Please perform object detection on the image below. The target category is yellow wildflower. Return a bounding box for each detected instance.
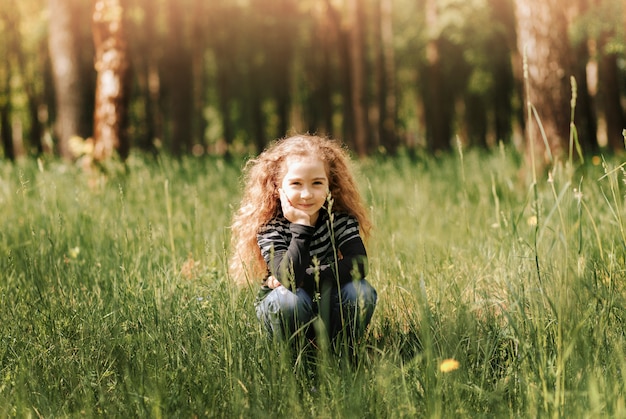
[68,247,80,259]
[439,358,460,373]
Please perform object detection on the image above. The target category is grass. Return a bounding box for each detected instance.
[1,147,625,417]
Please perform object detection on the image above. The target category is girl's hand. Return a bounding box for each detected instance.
[278,188,311,226]
[266,276,281,289]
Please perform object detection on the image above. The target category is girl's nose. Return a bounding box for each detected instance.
[301,188,313,199]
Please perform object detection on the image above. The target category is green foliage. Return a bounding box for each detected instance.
[1,149,626,416]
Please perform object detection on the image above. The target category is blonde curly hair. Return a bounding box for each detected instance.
[228,134,372,286]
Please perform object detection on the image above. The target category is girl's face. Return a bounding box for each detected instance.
[280,155,329,224]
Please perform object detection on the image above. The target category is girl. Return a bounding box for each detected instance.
[229,134,377,350]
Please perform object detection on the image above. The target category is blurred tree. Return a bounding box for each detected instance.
[302,2,336,137]
[376,0,398,153]
[568,0,598,156]
[0,70,13,160]
[163,0,194,155]
[460,0,517,148]
[0,8,15,160]
[92,0,131,161]
[301,0,351,141]
[323,0,355,148]
[489,0,517,146]
[347,0,369,156]
[209,1,241,155]
[515,0,576,173]
[4,2,50,157]
[593,0,626,152]
[389,0,425,151]
[191,0,208,153]
[420,0,456,152]
[243,0,269,152]
[598,44,625,151]
[267,0,298,140]
[126,0,163,154]
[48,0,94,160]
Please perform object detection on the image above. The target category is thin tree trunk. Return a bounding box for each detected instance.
[132,0,159,154]
[0,9,14,159]
[423,0,453,152]
[571,38,598,154]
[324,0,354,147]
[599,49,625,151]
[92,0,131,161]
[488,0,516,145]
[0,57,14,159]
[215,58,234,153]
[492,50,515,145]
[464,93,488,147]
[192,0,207,152]
[515,0,574,173]
[48,0,84,160]
[378,0,397,154]
[303,9,332,136]
[3,7,39,158]
[266,0,295,139]
[347,0,368,156]
[165,0,193,155]
[211,3,237,155]
[250,82,266,154]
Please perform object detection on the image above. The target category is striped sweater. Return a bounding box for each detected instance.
[257,211,368,293]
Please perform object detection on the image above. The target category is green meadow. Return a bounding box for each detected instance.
[1,147,625,417]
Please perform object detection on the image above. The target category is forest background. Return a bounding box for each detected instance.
[0,0,624,165]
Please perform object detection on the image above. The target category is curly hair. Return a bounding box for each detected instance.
[228,134,372,286]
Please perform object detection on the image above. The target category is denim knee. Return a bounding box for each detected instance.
[329,279,377,337]
[255,286,314,339]
[341,279,378,318]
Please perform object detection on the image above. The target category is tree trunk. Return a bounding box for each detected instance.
[378,0,398,154]
[2,6,38,158]
[48,0,86,160]
[303,7,333,136]
[164,0,193,155]
[0,9,14,160]
[131,0,160,154]
[464,93,488,147]
[598,48,626,152]
[492,51,515,145]
[347,0,368,156]
[422,0,453,152]
[0,57,14,160]
[92,0,131,161]
[211,2,240,155]
[571,38,598,154]
[215,60,234,152]
[515,0,574,173]
[488,0,517,145]
[192,0,207,152]
[266,0,295,139]
[322,0,355,146]
[249,75,266,154]
[303,3,334,137]
[215,55,235,152]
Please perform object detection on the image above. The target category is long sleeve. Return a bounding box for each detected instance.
[309,236,368,286]
[266,223,316,290]
[257,213,368,293]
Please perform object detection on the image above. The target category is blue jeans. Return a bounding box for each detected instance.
[255,280,377,346]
